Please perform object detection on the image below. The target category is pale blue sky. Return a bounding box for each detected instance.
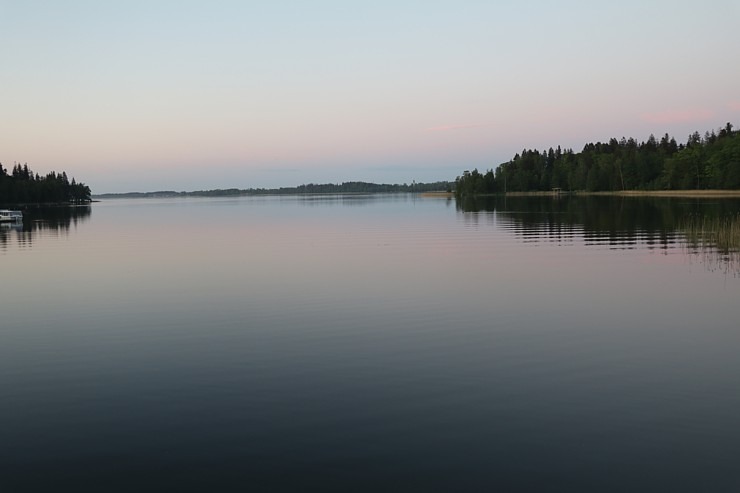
[1,1,739,192]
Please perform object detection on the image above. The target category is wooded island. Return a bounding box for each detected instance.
[0,163,91,204]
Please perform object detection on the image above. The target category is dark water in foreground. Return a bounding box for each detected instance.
[2,195,740,492]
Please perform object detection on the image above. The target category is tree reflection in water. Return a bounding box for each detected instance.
[0,206,91,250]
[456,195,740,274]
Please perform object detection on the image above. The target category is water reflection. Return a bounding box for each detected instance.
[456,195,740,272]
[0,205,91,250]
[294,193,429,206]
[2,195,739,491]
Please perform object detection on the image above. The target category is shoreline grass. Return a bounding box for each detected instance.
[420,191,454,198]
[680,213,740,253]
[498,190,740,198]
[587,190,740,198]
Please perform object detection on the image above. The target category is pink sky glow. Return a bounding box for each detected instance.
[640,109,715,125]
[426,124,492,132]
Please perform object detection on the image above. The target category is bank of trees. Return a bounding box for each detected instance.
[0,162,91,204]
[95,181,453,198]
[455,123,740,196]
[280,181,452,194]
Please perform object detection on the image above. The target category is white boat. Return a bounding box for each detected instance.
[0,210,23,222]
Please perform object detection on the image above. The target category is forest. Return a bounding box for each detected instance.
[93,181,453,198]
[455,122,740,196]
[0,162,91,204]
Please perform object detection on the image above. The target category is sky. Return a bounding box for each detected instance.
[1,0,739,193]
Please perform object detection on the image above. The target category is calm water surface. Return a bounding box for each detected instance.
[1,195,740,492]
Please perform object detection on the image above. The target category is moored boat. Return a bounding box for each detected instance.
[0,210,23,222]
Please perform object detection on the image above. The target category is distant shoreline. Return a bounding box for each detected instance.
[90,189,740,200]
[92,181,454,199]
[92,191,450,199]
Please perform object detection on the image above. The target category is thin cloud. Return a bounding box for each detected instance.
[640,108,714,124]
[426,123,491,132]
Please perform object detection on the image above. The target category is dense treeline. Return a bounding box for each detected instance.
[0,162,91,204]
[278,181,452,194]
[94,180,453,198]
[455,122,740,196]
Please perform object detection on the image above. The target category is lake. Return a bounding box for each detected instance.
[2,195,740,492]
